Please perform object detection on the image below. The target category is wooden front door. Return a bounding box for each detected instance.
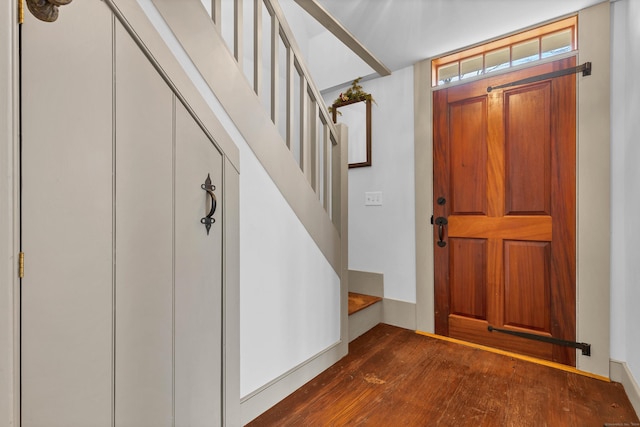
[433,57,577,366]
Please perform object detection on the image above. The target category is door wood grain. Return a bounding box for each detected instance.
[434,57,577,366]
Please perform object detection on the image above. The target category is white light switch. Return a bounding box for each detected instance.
[365,191,383,206]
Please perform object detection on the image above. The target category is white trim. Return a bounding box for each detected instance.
[610,360,640,417]
[413,57,435,334]
[383,299,417,331]
[291,0,391,77]
[575,1,611,377]
[222,157,241,425]
[0,0,19,424]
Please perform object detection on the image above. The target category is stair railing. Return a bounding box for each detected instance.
[204,0,341,225]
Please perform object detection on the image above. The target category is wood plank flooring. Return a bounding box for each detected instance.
[247,324,639,426]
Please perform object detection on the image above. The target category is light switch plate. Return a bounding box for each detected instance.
[365,191,383,206]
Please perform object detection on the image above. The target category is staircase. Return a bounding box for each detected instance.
[348,292,382,342]
[151,0,347,272]
[348,270,385,341]
[147,1,349,422]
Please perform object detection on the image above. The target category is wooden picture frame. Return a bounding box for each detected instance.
[332,98,372,168]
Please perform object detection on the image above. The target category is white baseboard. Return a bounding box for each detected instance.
[610,359,640,418]
[239,340,347,425]
[383,298,417,330]
[240,297,417,425]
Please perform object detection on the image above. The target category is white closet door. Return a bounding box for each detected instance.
[21,4,225,426]
[114,22,174,427]
[20,2,114,426]
[174,102,223,426]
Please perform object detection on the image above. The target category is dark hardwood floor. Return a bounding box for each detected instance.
[248,323,639,426]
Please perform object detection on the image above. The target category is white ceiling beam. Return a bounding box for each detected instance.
[293,0,392,77]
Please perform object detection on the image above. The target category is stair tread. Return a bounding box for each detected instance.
[348,292,382,315]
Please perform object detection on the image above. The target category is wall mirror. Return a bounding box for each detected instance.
[332,98,372,168]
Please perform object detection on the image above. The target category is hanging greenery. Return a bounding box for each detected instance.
[329,77,375,116]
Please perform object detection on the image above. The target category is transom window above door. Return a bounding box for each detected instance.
[432,16,577,87]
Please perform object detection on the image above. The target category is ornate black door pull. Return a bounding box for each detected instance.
[201,173,217,235]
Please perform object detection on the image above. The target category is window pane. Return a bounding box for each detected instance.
[485,47,510,73]
[541,29,572,58]
[512,39,539,66]
[431,17,577,87]
[460,55,483,80]
[438,62,459,85]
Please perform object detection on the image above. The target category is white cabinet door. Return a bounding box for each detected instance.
[20,2,114,426]
[21,5,224,427]
[174,102,223,426]
[113,22,223,427]
[114,22,174,427]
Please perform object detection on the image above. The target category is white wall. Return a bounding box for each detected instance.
[278,0,314,58]
[278,0,374,92]
[610,0,640,382]
[325,67,416,303]
[309,31,375,91]
[139,0,341,399]
[239,149,340,396]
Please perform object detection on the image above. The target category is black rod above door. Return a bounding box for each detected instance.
[487,62,591,93]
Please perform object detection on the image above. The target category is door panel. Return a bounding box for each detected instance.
[434,57,576,366]
[449,238,487,319]
[505,84,551,215]
[503,241,550,332]
[174,102,223,426]
[114,21,174,426]
[450,99,487,215]
[20,2,114,425]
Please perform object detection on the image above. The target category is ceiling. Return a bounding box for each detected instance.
[280,0,607,92]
